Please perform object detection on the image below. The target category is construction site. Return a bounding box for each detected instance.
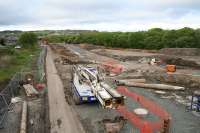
[1,0,200,132]
[0,42,200,133]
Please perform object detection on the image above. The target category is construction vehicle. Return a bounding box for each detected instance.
[71,65,124,109]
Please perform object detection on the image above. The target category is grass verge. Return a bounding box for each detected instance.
[0,46,41,82]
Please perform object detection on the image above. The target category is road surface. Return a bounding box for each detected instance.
[66,45,150,71]
[46,46,85,133]
[66,44,114,63]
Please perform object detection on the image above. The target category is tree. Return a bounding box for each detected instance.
[175,36,195,48]
[127,32,145,48]
[18,32,37,48]
[175,27,196,48]
[161,30,178,48]
[144,29,164,49]
[0,38,6,46]
[46,27,200,49]
[195,29,200,48]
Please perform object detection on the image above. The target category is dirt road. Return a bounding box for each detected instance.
[66,45,115,63]
[46,47,85,133]
[66,45,158,72]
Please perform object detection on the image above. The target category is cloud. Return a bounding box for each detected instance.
[0,0,200,31]
[0,0,42,25]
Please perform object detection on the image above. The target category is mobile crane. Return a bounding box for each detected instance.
[71,65,124,109]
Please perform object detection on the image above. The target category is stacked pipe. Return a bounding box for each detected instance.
[73,65,124,109]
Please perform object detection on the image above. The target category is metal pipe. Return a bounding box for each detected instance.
[118,82,184,91]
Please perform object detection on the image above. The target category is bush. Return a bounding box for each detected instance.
[18,32,37,48]
[0,38,6,46]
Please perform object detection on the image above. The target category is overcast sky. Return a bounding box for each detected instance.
[0,0,200,31]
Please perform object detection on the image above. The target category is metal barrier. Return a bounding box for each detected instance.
[0,46,47,128]
[0,95,8,128]
[36,46,47,82]
[0,73,22,128]
[116,86,171,133]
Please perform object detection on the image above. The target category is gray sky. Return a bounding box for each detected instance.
[0,0,200,31]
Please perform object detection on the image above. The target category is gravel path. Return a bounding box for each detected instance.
[46,47,85,133]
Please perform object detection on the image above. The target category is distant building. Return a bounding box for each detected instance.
[5,36,18,45]
[0,31,20,46]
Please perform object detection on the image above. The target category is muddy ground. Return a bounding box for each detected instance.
[0,87,49,133]
[27,93,50,133]
[51,43,200,133]
[90,46,200,88]
[0,103,22,133]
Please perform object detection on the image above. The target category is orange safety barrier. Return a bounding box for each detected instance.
[116,86,171,133]
[117,106,154,133]
[166,65,176,72]
[101,60,124,75]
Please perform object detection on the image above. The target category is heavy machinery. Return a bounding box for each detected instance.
[71,65,124,109]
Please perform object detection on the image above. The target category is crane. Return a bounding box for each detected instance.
[71,65,124,109]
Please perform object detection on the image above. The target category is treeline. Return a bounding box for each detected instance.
[47,27,200,49]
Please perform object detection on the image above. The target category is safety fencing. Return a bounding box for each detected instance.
[0,46,47,128]
[36,46,47,82]
[0,72,22,128]
[116,86,171,133]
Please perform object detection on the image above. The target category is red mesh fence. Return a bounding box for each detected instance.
[116,86,171,133]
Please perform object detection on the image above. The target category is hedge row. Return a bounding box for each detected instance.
[47,27,200,49]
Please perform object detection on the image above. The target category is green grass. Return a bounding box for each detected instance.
[0,46,41,81]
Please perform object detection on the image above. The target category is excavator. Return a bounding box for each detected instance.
[71,65,124,109]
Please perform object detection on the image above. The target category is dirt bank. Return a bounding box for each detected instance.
[159,48,200,56]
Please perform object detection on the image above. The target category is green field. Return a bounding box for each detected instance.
[0,46,40,81]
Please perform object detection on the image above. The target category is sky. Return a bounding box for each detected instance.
[0,0,200,31]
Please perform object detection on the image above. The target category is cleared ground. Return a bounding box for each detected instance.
[49,43,200,133]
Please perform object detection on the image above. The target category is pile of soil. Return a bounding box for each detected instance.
[78,44,105,51]
[158,55,200,68]
[159,48,200,56]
